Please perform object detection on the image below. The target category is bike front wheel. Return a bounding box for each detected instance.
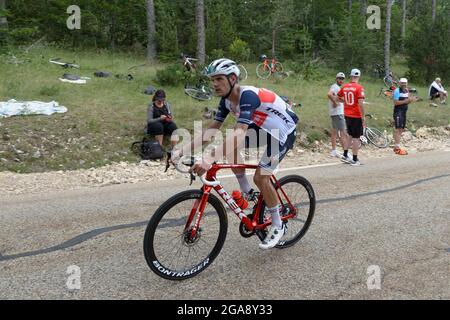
[366,127,389,148]
[259,175,315,249]
[184,85,213,101]
[144,190,228,281]
[256,63,271,79]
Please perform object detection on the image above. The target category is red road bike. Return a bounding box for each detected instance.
[143,157,316,280]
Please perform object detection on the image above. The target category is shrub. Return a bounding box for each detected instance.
[228,38,250,63]
[155,63,187,86]
[209,49,225,60]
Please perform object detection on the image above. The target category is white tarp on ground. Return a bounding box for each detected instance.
[0,100,68,118]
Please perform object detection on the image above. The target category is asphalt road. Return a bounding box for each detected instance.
[1,151,449,300]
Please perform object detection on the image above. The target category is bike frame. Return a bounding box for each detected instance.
[184,163,298,239]
[182,56,198,71]
[262,57,278,73]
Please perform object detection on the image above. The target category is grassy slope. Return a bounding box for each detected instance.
[0,48,449,173]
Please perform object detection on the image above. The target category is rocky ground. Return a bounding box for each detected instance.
[0,126,449,197]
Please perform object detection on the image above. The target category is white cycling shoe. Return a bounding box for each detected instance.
[259,225,286,250]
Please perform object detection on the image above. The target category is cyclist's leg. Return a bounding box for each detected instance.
[254,130,296,224]
[229,124,260,194]
[255,131,296,249]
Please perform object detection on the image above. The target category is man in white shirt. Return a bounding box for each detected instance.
[429,78,448,106]
[327,72,348,158]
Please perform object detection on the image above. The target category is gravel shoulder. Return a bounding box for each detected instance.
[1,126,449,197]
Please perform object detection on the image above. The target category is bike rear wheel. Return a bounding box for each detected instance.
[258,175,315,249]
[238,65,248,81]
[274,62,284,73]
[184,85,213,101]
[256,63,271,79]
[366,127,389,148]
[143,190,228,281]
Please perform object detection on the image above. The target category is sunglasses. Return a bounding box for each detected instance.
[337,77,345,80]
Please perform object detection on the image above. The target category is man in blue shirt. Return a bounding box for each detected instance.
[392,78,419,155]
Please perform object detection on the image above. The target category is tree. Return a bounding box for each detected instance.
[401,0,407,50]
[146,0,157,61]
[432,0,437,23]
[384,0,394,77]
[0,0,6,27]
[360,0,367,15]
[196,0,205,65]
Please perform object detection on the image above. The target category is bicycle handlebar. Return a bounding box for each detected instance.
[166,153,220,186]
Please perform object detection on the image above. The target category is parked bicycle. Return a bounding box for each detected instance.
[181,53,198,72]
[256,54,288,80]
[360,114,389,148]
[49,58,80,69]
[143,155,316,280]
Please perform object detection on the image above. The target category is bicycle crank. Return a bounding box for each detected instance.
[239,214,256,238]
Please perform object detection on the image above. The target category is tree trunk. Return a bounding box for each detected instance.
[432,0,437,23]
[196,0,206,65]
[272,28,276,58]
[401,0,407,51]
[360,0,367,16]
[384,0,393,77]
[146,0,157,62]
[0,0,7,28]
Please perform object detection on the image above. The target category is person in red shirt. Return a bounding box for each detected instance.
[337,68,366,166]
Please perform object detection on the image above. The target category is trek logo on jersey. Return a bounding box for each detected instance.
[265,107,293,124]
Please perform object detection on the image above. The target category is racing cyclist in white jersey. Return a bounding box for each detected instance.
[172,58,298,249]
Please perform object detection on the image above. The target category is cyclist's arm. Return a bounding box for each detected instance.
[203,91,260,164]
[203,123,248,165]
[175,99,229,159]
[176,120,223,158]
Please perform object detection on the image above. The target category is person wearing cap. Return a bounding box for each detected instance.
[429,78,448,106]
[327,72,348,158]
[392,78,419,155]
[337,68,366,166]
[146,89,178,148]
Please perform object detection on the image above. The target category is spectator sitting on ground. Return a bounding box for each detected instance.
[146,90,178,148]
[429,78,448,106]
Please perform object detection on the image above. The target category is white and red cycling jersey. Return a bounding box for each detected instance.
[214,86,298,145]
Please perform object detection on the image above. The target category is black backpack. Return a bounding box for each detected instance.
[131,138,164,160]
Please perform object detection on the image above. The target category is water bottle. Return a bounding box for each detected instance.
[232,191,249,210]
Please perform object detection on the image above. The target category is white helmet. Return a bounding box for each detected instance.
[205,58,240,78]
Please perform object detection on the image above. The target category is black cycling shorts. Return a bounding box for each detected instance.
[394,107,408,129]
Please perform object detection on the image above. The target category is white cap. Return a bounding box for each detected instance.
[436,77,441,82]
[336,72,345,79]
[399,78,408,84]
[350,69,361,77]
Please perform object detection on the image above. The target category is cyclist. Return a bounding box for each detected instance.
[337,68,366,166]
[327,72,348,158]
[393,78,419,155]
[172,58,298,250]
